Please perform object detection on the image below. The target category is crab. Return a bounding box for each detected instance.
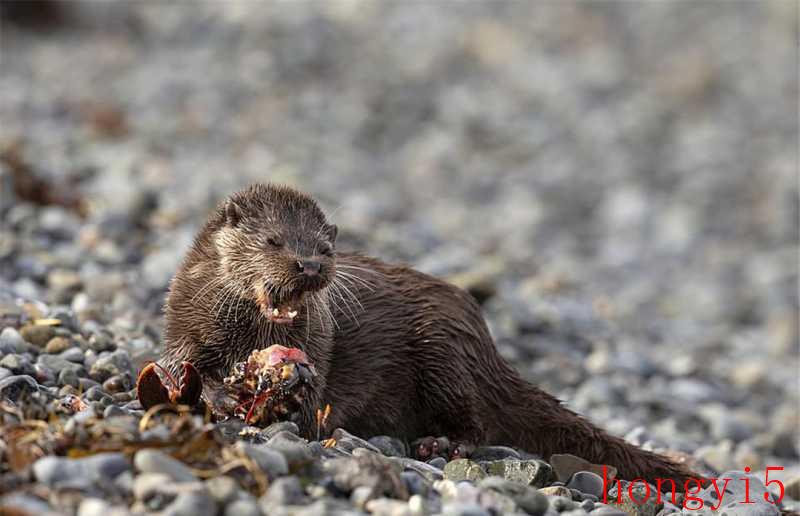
[135,346,317,427]
[223,345,317,426]
[136,361,203,410]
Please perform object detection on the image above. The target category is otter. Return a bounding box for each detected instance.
[161,183,697,485]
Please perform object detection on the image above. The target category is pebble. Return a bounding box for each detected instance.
[0,374,39,400]
[259,476,306,507]
[428,457,447,470]
[235,441,289,478]
[265,431,313,465]
[44,336,72,354]
[539,486,572,498]
[224,498,261,516]
[205,476,241,505]
[162,490,216,516]
[566,471,605,498]
[33,453,130,489]
[369,435,408,457]
[444,459,487,482]
[331,427,382,454]
[365,497,413,516]
[20,325,56,347]
[483,459,551,487]
[134,449,198,482]
[470,445,521,462]
[0,327,28,354]
[90,350,132,382]
[549,454,615,483]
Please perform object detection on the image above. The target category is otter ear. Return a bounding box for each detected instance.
[325,224,338,243]
[225,200,243,227]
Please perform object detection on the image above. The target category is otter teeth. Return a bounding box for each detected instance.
[272,308,280,317]
[288,310,298,318]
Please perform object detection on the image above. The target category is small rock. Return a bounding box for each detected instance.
[483,459,551,487]
[439,502,490,516]
[365,497,413,516]
[265,431,313,465]
[479,476,549,515]
[134,449,197,482]
[607,480,661,516]
[259,476,306,507]
[470,446,521,462]
[225,498,261,516]
[33,453,130,489]
[162,490,216,516]
[60,346,85,363]
[235,442,289,478]
[369,435,408,457]
[205,476,241,505]
[20,325,56,347]
[566,471,605,498]
[103,404,126,418]
[538,486,572,498]
[0,375,39,401]
[0,354,34,375]
[401,470,429,496]
[444,459,486,482]
[429,457,447,470]
[44,336,72,354]
[260,420,300,440]
[550,454,616,483]
[0,327,27,353]
[785,476,800,501]
[331,427,382,454]
[90,350,132,382]
[58,367,80,388]
[715,501,779,516]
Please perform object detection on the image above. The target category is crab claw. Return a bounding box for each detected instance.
[136,361,203,410]
[172,361,202,406]
[136,362,171,410]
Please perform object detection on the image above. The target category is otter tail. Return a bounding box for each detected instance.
[491,379,701,488]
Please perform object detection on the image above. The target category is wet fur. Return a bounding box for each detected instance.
[162,183,699,486]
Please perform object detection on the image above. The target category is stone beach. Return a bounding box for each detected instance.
[0,2,798,515]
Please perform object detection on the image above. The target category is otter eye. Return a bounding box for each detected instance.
[266,237,283,248]
[321,245,334,257]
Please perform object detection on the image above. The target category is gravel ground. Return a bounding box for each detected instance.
[0,2,798,515]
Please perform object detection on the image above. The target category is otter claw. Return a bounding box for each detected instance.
[136,361,203,410]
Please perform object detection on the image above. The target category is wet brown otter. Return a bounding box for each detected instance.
[161,183,697,485]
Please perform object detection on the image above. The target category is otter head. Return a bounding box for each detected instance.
[212,184,337,326]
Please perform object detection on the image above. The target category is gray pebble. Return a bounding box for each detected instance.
[429,457,447,469]
[266,431,313,465]
[470,445,522,462]
[205,475,241,505]
[33,453,130,488]
[225,498,261,516]
[134,449,198,482]
[259,476,306,507]
[236,441,289,478]
[0,327,28,354]
[567,471,605,498]
[162,491,216,516]
[368,435,408,457]
[0,374,39,401]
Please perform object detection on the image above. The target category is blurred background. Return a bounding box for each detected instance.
[1,1,798,471]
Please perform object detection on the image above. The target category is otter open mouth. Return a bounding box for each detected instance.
[257,287,304,325]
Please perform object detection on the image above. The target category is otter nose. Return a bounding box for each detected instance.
[297,260,321,276]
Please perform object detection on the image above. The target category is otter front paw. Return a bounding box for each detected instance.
[412,436,476,461]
